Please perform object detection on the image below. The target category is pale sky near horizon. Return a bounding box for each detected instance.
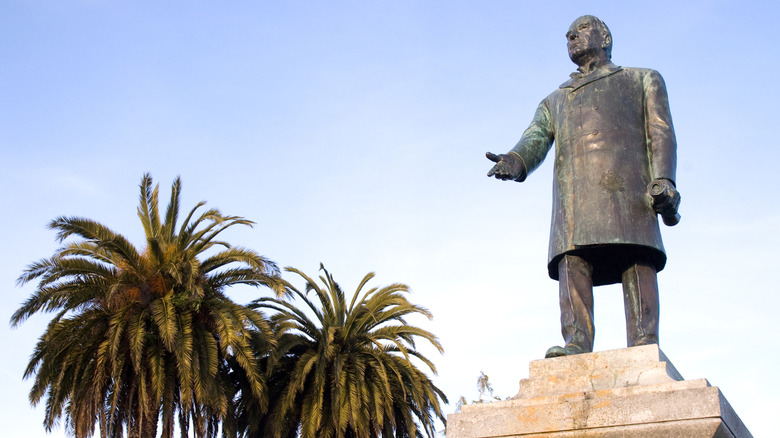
[2,1,779,436]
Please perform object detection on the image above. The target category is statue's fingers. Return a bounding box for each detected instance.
[486,152,501,163]
[488,164,504,178]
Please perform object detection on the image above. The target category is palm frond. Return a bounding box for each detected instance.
[137,173,162,239]
[162,176,182,241]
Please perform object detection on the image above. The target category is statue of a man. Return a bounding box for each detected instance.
[487,15,681,358]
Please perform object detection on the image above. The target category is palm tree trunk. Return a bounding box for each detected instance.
[141,409,159,438]
[98,405,107,438]
[140,393,160,437]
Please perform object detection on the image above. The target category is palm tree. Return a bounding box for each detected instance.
[11,173,283,438]
[248,265,447,438]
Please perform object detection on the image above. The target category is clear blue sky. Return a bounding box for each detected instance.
[2,1,778,436]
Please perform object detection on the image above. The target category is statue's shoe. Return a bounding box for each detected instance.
[544,344,588,358]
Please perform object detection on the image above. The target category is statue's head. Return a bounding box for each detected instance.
[566,15,612,65]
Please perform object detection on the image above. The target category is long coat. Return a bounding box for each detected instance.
[511,62,677,285]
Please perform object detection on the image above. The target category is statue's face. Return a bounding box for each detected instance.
[566,17,605,65]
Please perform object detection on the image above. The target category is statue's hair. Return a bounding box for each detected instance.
[577,15,612,60]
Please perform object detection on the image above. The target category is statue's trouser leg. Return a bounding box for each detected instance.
[558,254,595,352]
[621,262,660,347]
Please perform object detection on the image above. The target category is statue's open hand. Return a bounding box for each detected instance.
[486,152,524,181]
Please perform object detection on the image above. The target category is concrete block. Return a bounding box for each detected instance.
[447,346,751,438]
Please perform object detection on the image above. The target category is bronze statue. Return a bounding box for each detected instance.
[486,15,681,358]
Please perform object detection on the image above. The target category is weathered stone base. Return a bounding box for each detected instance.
[447,345,751,437]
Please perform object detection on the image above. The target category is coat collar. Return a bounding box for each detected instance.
[559,62,623,91]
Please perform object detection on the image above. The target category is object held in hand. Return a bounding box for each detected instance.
[648,180,681,226]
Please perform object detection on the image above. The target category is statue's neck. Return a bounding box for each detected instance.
[577,57,609,75]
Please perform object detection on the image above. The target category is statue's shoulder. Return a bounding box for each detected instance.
[621,68,669,91]
[546,86,568,101]
[545,89,562,101]
[620,67,665,79]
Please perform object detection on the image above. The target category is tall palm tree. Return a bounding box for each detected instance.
[248,265,447,438]
[11,173,283,438]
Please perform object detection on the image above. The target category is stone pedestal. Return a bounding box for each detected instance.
[447,345,751,437]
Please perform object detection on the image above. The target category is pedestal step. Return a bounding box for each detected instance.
[518,344,683,399]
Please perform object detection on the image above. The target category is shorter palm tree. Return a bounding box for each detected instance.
[248,265,447,438]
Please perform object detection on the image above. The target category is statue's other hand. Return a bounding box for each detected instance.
[647,178,681,226]
[486,152,524,180]
[648,179,680,213]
